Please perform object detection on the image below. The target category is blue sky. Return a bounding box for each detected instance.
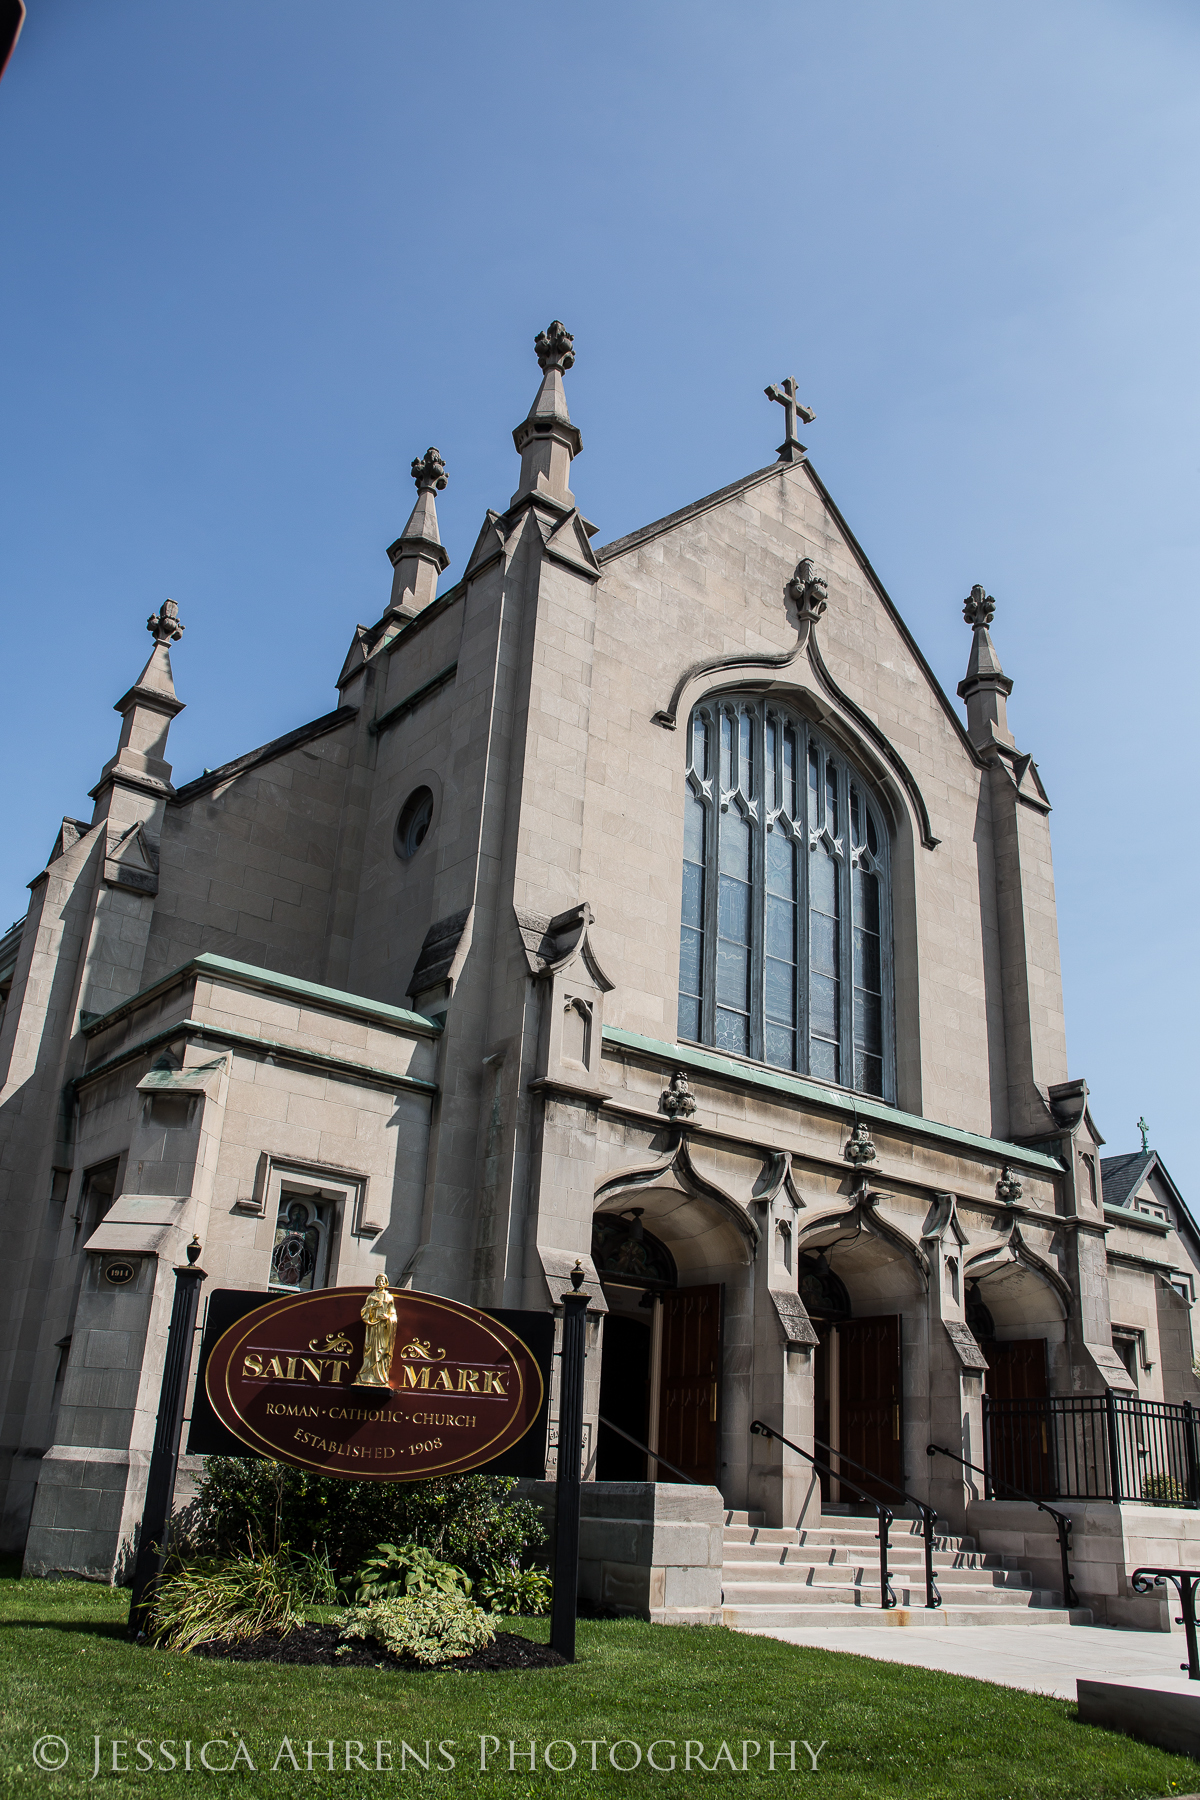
[1,0,1196,1178]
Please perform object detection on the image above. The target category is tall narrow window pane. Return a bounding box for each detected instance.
[809,842,840,1081]
[739,712,753,796]
[853,866,883,1095]
[678,791,706,1040]
[765,718,778,809]
[765,829,797,1069]
[716,807,751,1054]
[783,726,796,819]
[826,759,839,838]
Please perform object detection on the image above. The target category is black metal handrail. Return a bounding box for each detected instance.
[926,1441,1077,1607]
[596,1414,702,1485]
[811,1432,941,1610]
[750,1420,896,1610]
[1131,1568,1200,1679]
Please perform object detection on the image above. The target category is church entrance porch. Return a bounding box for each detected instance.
[590,1199,742,1492]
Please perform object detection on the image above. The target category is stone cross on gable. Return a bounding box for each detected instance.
[765,377,816,461]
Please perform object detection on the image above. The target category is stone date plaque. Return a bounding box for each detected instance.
[204,1284,544,1480]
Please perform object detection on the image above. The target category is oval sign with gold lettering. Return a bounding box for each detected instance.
[204,1279,544,1480]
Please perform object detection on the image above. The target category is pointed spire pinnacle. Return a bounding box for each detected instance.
[93,603,187,814]
[511,320,582,508]
[957,583,1015,749]
[385,447,451,621]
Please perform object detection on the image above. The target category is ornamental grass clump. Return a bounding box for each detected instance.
[337,1594,495,1666]
[148,1552,306,1653]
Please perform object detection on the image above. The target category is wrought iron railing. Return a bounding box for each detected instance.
[983,1391,1200,1507]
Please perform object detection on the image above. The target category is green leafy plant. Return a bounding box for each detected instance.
[1143,1472,1189,1505]
[337,1594,495,1666]
[475,1559,552,1616]
[147,1551,306,1653]
[288,1546,338,1605]
[352,1540,472,1603]
[185,1460,544,1583]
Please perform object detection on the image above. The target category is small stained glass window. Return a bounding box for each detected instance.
[269,1194,332,1292]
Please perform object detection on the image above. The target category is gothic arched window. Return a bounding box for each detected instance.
[677,697,893,1098]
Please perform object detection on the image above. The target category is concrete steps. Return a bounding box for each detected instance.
[721,1509,1093,1631]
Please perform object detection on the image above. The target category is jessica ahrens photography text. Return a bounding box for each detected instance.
[33,1735,829,1777]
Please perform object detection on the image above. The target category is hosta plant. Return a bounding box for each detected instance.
[351,1540,473,1603]
[475,1560,553,1616]
[337,1594,494,1666]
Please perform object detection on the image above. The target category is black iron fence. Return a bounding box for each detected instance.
[983,1391,1200,1507]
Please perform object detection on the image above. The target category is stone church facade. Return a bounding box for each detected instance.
[1,322,1196,1593]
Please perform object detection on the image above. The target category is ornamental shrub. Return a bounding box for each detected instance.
[337,1594,495,1666]
[1143,1471,1189,1505]
[475,1559,553,1616]
[352,1541,473,1602]
[180,1459,545,1583]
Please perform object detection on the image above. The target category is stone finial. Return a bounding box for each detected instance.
[996,1165,1023,1205]
[411,447,448,493]
[660,1069,697,1120]
[147,599,184,647]
[957,581,1014,749]
[534,320,575,372]
[962,584,996,629]
[844,1121,877,1166]
[786,557,828,622]
[511,321,582,507]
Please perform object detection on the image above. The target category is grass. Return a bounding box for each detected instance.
[0,1567,1195,1798]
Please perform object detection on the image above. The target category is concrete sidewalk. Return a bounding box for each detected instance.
[745,1623,1194,1700]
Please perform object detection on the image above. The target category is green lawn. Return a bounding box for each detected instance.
[0,1570,1194,1799]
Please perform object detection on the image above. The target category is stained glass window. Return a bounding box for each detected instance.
[269,1193,332,1292]
[677,698,892,1099]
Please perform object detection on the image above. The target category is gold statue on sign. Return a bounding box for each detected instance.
[353,1273,398,1389]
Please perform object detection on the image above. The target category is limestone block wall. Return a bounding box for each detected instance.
[144,717,359,990]
[521,1479,725,1625]
[970,1497,1200,1632]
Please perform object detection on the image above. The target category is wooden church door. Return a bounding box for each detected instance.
[838,1316,902,1501]
[985,1338,1052,1496]
[658,1285,722,1484]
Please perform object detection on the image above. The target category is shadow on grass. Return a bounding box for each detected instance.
[0,1617,131,1640]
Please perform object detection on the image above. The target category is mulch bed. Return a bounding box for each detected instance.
[189,1623,566,1673]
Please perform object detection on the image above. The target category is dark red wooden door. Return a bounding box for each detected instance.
[658,1284,722,1484]
[839,1316,901,1501]
[986,1338,1052,1496]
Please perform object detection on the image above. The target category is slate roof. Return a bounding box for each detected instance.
[1101,1151,1156,1210]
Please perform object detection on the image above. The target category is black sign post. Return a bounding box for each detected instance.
[549,1263,588,1662]
[128,1238,207,1634]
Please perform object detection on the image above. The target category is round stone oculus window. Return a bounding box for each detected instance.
[395,786,435,860]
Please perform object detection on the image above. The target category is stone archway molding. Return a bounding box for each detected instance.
[593,1133,760,1258]
[964,1220,1071,1318]
[795,1180,931,1292]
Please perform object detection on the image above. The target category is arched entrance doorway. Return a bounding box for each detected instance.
[966,1251,1069,1497]
[798,1212,925,1505]
[591,1178,755,1488]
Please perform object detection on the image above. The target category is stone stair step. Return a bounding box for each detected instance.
[721,1562,1033,1590]
[723,1604,1093,1630]
[721,1579,1055,1608]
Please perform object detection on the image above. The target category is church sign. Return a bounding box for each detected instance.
[203,1277,544,1480]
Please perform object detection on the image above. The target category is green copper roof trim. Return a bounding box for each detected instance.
[81,952,443,1040]
[600,1027,1063,1174]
